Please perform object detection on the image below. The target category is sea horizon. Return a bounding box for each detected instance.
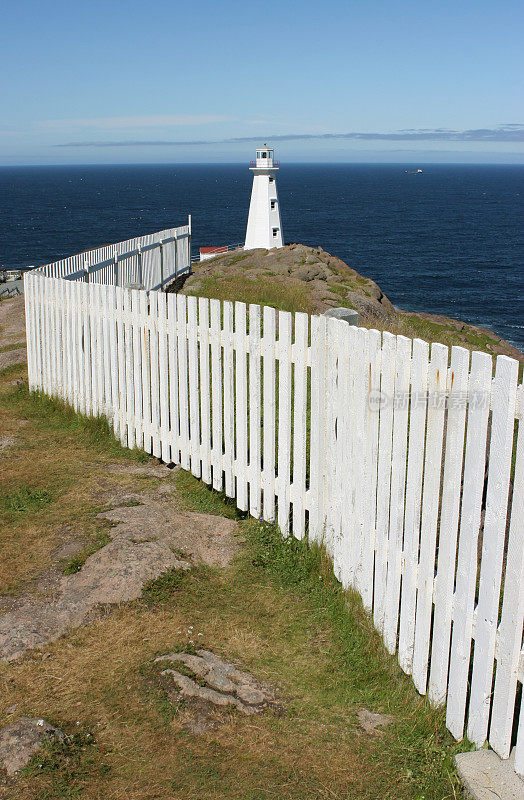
[1,162,523,350]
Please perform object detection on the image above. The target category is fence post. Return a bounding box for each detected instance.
[159,240,164,289]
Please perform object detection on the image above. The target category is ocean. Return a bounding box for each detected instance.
[1,163,522,350]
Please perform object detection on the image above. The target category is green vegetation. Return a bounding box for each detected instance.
[0,485,53,516]
[0,306,470,799]
[186,274,315,314]
[60,531,112,575]
[23,730,110,800]
[174,468,245,519]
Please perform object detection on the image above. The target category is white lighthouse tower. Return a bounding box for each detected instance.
[244,144,283,250]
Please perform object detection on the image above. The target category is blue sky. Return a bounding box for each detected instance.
[1,0,523,165]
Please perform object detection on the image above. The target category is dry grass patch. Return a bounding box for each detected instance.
[0,366,160,595]
[0,353,467,799]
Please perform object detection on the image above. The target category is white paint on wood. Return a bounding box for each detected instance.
[24,260,524,780]
[383,335,412,654]
[292,312,308,539]
[262,305,277,521]
[277,311,292,534]
[489,391,524,758]
[398,338,430,673]
[412,342,448,693]
[446,351,493,740]
[249,304,262,518]
[210,299,223,490]
[467,356,519,747]
[223,301,235,497]
[199,297,212,484]
[428,346,470,704]
[235,302,249,510]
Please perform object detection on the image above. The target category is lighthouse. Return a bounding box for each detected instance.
[244,145,284,250]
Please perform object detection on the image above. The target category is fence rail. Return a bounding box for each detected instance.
[23,263,524,777]
[33,219,191,292]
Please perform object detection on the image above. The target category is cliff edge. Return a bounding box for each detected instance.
[178,244,523,363]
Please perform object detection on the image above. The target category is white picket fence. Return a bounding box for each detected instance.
[23,262,523,776]
[35,220,191,292]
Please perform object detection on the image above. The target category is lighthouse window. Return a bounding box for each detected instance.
[261,152,267,158]
[271,199,277,209]
[269,176,274,183]
[272,228,279,237]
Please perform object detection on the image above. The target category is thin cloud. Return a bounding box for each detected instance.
[55,124,524,147]
[42,114,230,130]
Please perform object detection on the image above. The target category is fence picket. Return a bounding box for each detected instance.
[249,304,262,518]
[187,295,201,477]
[199,297,212,484]
[94,283,106,418]
[446,351,493,740]
[467,356,519,746]
[149,292,162,458]
[338,322,354,588]
[210,299,223,490]
[235,302,249,511]
[223,301,235,497]
[489,388,523,757]
[360,329,382,611]
[427,346,470,703]
[123,288,135,449]
[383,335,412,653]
[412,342,448,693]
[277,311,292,535]
[176,293,190,471]
[398,338,429,672]
[309,314,327,542]
[373,332,397,633]
[157,292,170,463]
[167,293,179,464]
[262,306,277,521]
[292,312,309,539]
[131,289,144,449]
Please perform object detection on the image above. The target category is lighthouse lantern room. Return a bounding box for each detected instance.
[244,144,284,250]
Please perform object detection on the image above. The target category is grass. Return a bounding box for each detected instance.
[22,730,111,800]
[0,365,153,594]
[185,275,315,315]
[0,309,469,799]
[0,341,25,354]
[0,485,54,516]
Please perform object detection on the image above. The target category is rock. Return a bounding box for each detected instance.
[357,708,392,735]
[294,265,330,282]
[154,649,277,721]
[0,436,17,454]
[323,307,359,326]
[455,748,524,800]
[0,492,238,662]
[0,717,66,776]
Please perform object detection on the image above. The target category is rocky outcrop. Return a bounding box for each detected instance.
[177,245,522,361]
[0,718,65,777]
[0,469,238,662]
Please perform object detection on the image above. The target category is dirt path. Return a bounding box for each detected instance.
[0,297,26,371]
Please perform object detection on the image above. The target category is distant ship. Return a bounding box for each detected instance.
[404,168,423,174]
